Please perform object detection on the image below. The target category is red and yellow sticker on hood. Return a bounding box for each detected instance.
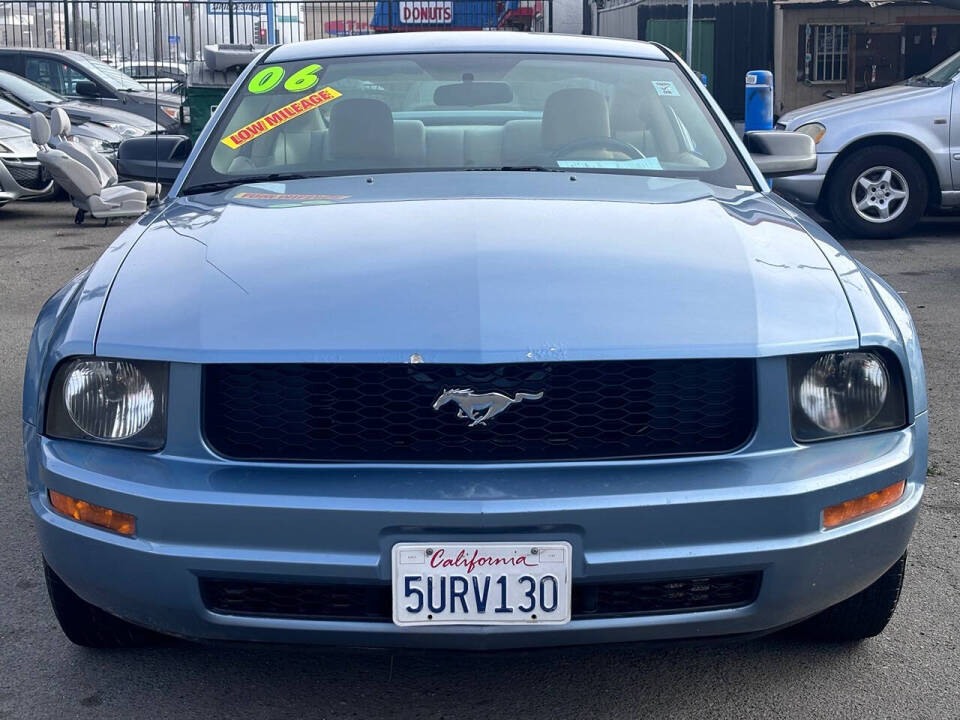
[220,86,342,150]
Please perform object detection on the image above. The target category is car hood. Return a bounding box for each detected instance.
[0,117,28,139]
[59,100,159,132]
[95,175,860,363]
[778,82,948,128]
[124,89,182,106]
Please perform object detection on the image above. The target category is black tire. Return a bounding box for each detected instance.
[796,552,907,642]
[43,559,166,648]
[827,146,927,238]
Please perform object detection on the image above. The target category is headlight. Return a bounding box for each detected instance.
[0,136,36,155]
[795,122,826,145]
[70,135,108,153]
[45,358,168,449]
[159,105,180,120]
[790,351,907,441]
[103,121,146,138]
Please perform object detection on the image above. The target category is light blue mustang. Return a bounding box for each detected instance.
[23,32,927,649]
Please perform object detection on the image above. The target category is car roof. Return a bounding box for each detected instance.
[0,47,84,58]
[269,32,669,63]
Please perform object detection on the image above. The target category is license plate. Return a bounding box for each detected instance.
[391,542,572,626]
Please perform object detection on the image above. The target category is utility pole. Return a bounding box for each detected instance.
[685,0,694,66]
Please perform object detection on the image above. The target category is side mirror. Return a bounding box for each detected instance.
[74,80,102,98]
[744,131,817,178]
[117,135,192,184]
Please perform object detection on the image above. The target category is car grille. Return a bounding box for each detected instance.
[202,360,755,463]
[4,159,47,190]
[199,573,762,622]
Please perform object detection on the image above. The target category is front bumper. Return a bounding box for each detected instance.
[25,395,927,649]
[771,152,837,206]
[0,157,55,202]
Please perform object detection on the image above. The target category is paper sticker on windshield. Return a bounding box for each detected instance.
[220,86,342,150]
[652,80,680,97]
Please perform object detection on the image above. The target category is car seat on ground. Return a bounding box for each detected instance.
[49,107,160,201]
[31,112,147,224]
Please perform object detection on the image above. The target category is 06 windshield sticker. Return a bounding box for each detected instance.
[220,86,342,150]
[247,63,324,94]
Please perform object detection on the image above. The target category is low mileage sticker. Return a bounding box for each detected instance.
[220,86,342,150]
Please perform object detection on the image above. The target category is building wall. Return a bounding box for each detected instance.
[775,3,960,115]
[595,0,772,120]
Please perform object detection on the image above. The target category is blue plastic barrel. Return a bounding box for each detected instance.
[744,70,773,132]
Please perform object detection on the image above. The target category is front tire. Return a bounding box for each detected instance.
[827,146,927,238]
[796,552,907,642]
[44,559,166,648]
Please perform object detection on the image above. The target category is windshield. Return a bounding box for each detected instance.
[185,52,752,192]
[0,70,64,103]
[72,54,148,92]
[918,50,960,83]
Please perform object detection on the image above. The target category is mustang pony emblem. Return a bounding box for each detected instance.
[432,388,544,427]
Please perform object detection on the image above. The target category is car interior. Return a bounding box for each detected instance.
[215,82,720,176]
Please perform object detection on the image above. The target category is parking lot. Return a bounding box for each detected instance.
[1,199,958,719]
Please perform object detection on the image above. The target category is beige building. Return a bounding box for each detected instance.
[774,0,960,114]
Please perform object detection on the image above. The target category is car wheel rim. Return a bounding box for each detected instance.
[851,166,909,224]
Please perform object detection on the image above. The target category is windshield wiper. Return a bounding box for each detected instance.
[181,172,324,196]
[467,165,566,172]
[906,75,942,86]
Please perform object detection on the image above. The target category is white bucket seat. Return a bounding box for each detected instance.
[49,107,160,201]
[31,112,146,224]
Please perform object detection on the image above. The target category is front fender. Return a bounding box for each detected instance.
[765,193,926,416]
[21,216,158,429]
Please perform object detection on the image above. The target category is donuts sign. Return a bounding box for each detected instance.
[399,1,453,23]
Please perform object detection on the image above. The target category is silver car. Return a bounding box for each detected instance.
[0,117,53,207]
[775,50,960,238]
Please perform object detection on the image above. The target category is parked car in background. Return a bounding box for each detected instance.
[0,69,160,140]
[0,49,186,132]
[117,61,187,94]
[0,77,127,169]
[26,33,926,651]
[0,117,54,206]
[776,49,960,238]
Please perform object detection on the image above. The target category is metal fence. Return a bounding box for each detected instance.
[0,0,551,65]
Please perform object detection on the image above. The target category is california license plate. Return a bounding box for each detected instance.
[392,542,572,626]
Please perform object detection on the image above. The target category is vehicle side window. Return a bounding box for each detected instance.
[25,57,62,94]
[0,53,19,73]
[60,64,93,95]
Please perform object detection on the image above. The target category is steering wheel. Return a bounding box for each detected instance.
[549,137,645,160]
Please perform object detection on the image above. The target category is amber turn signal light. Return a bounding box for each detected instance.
[48,489,136,536]
[822,480,906,529]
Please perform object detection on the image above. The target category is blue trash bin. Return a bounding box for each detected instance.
[744,70,773,133]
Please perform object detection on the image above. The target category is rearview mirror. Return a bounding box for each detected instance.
[74,80,102,99]
[434,82,513,107]
[744,131,816,178]
[117,135,192,184]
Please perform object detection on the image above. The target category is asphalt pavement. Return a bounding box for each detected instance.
[1,200,958,719]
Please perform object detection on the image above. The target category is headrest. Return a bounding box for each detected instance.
[541,88,611,150]
[611,92,649,132]
[50,107,71,137]
[30,112,51,145]
[328,98,394,160]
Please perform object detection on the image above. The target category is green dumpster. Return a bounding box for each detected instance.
[184,62,243,144]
